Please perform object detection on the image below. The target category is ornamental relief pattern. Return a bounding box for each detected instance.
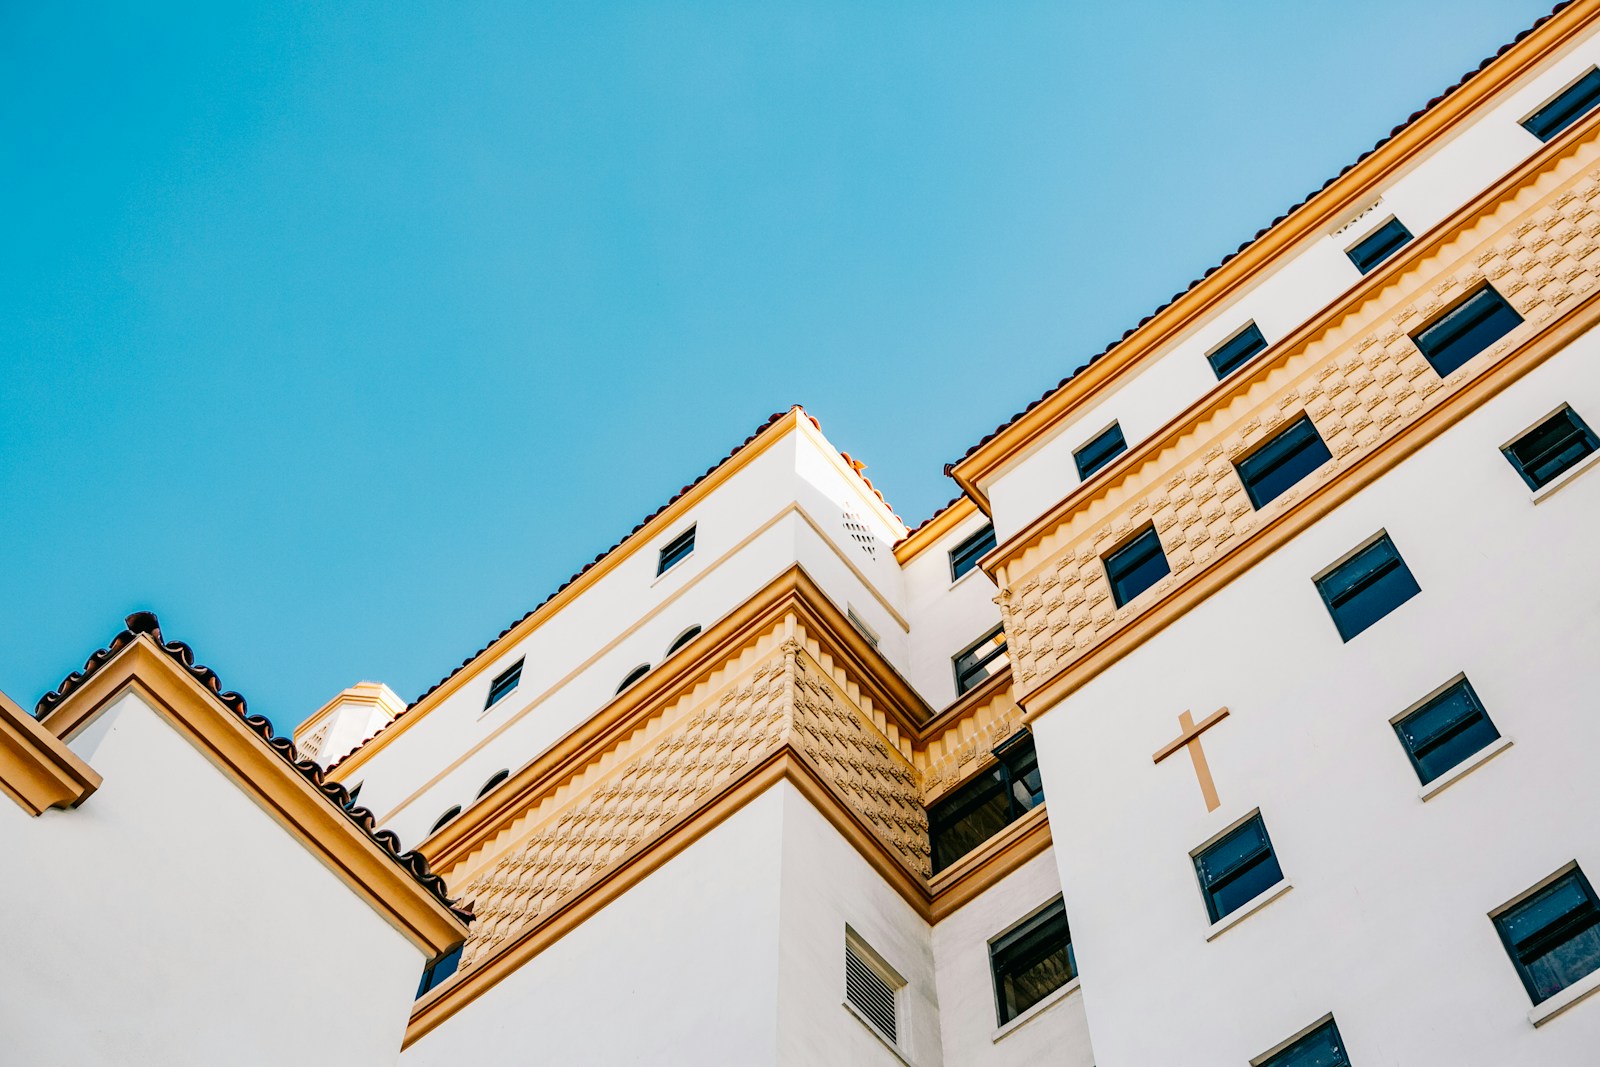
[918,686,1024,804]
[999,135,1600,701]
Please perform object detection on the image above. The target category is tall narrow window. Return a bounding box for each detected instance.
[1194,812,1284,923]
[928,733,1044,873]
[1393,678,1500,786]
[485,659,523,709]
[953,624,1009,696]
[1314,533,1420,642]
[657,524,696,575]
[1346,217,1412,274]
[990,899,1076,1025]
[1104,525,1169,608]
[1074,422,1127,480]
[1207,321,1269,380]
[1235,416,1333,509]
[949,523,997,582]
[1494,866,1600,1004]
[844,934,903,1045]
[1255,1017,1350,1067]
[1502,406,1599,490]
[1411,283,1522,377]
[416,944,463,999]
[1522,67,1600,142]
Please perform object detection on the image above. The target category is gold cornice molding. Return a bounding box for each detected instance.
[0,687,99,816]
[892,496,979,564]
[950,0,1600,494]
[39,636,469,955]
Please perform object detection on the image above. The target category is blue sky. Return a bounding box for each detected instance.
[1,0,1553,734]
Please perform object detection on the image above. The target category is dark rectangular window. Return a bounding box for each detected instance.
[949,523,997,582]
[928,732,1044,874]
[1314,534,1420,642]
[416,944,463,999]
[1104,526,1169,608]
[1503,406,1599,490]
[1257,1018,1350,1067]
[1207,321,1269,380]
[1236,416,1333,509]
[990,900,1076,1025]
[1194,812,1284,923]
[657,525,697,574]
[1495,867,1600,1004]
[1074,422,1127,480]
[485,659,524,709]
[1411,283,1523,377]
[1523,68,1600,142]
[953,624,1009,696]
[1393,678,1500,785]
[1346,217,1413,275]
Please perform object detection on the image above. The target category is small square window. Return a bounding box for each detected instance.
[1104,525,1169,608]
[1314,533,1420,642]
[415,944,463,999]
[1393,677,1500,785]
[1502,405,1599,490]
[1235,415,1333,509]
[657,525,696,575]
[949,523,997,582]
[844,933,904,1045]
[990,899,1076,1025]
[1494,866,1600,1005]
[953,624,1008,696]
[1254,1017,1350,1067]
[1074,422,1127,480]
[1522,67,1600,143]
[1411,283,1522,378]
[485,659,524,709]
[1346,217,1413,274]
[1194,812,1285,923]
[1207,321,1269,380]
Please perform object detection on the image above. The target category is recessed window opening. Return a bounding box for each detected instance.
[1074,422,1127,480]
[617,664,651,693]
[1207,321,1269,380]
[949,523,997,582]
[928,732,1044,874]
[1392,677,1500,786]
[1235,415,1333,509]
[485,659,524,710]
[477,768,510,798]
[1411,283,1523,377]
[1193,811,1284,923]
[953,624,1008,696]
[657,525,696,575]
[844,931,903,1046]
[1502,405,1599,490]
[1314,533,1420,642]
[666,625,702,656]
[989,898,1076,1025]
[1104,525,1170,608]
[1346,216,1413,274]
[1253,1016,1350,1067]
[1494,864,1600,1005]
[430,805,462,835]
[846,607,880,649]
[1522,67,1600,142]
[416,944,464,999]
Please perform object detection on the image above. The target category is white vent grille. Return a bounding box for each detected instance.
[842,510,878,559]
[845,943,898,1044]
[296,722,330,764]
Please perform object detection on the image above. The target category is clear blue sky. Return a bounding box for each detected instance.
[1,0,1553,735]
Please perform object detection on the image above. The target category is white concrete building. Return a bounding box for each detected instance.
[8,3,1600,1064]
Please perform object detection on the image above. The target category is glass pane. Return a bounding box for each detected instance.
[955,628,1009,694]
[1237,417,1333,508]
[1107,527,1170,607]
[1208,322,1268,379]
[1397,682,1499,784]
[1317,537,1420,641]
[930,771,1010,873]
[1524,68,1600,142]
[1076,424,1128,479]
[1501,876,1594,949]
[1260,1020,1350,1067]
[1506,408,1598,489]
[951,524,997,581]
[1348,218,1412,274]
[992,905,1075,1024]
[1208,851,1285,921]
[1197,817,1270,883]
[1412,285,1523,377]
[1528,923,1600,1001]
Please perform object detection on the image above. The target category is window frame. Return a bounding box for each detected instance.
[616,663,652,693]
[949,523,997,583]
[952,623,1009,696]
[476,768,510,798]
[656,524,697,576]
[1251,1015,1350,1067]
[1073,421,1128,481]
[988,896,1077,1026]
[429,805,463,835]
[1492,863,1600,1005]
[666,625,702,656]
[1390,675,1501,786]
[1234,414,1333,509]
[1192,810,1285,924]
[1312,531,1421,642]
[1103,524,1170,608]
[927,732,1044,875]
[1500,404,1600,491]
[1345,215,1413,274]
[1410,282,1523,378]
[485,658,524,710]
[1206,321,1269,380]
[1521,66,1600,143]
[416,944,464,999]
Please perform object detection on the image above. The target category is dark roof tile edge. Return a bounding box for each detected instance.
[950,1,1573,469]
[34,611,474,924]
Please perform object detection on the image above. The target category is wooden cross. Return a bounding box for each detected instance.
[1152,707,1231,812]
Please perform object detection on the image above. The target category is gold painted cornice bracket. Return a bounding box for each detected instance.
[40,634,469,956]
[0,687,99,816]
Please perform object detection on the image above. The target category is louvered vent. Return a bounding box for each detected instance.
[845,943,898,1044]
[841,510,878,559]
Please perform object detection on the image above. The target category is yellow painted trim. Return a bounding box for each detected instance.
[950,0,1600,493]
[0,688,99,816]
[38,637,469,956]
[892,496,979,565]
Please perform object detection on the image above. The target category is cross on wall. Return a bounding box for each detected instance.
[1152,707,1231,812]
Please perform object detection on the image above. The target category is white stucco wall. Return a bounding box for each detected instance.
[899,511,1006,710]
[0,690,423,1067]
[1030,330,1600,1065]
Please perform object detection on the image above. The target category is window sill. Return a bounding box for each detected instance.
[991,977,1080,1043]
[1205,881,1293,942]
[841,1000,915,1066]
[948,566,990,592]
[1529,967,1600,1027]
[1418,736,1513,801]
[1531,451,1600,504]
[649,551,696,588]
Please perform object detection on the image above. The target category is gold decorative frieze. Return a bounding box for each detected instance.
[917,676,1024,804]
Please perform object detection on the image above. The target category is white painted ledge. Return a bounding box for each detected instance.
[1531,450,1600,504]
[992,976,1081,1043]
[841,1000,915,1066]
[1419,736,1514,801]
[1205,881,1294,942]
[1529,966,1600,1027]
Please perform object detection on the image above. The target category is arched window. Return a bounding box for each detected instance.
[477,769,510,798]
[430,805,462,835]
[666,625,702,656]
[617,664,651,693]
